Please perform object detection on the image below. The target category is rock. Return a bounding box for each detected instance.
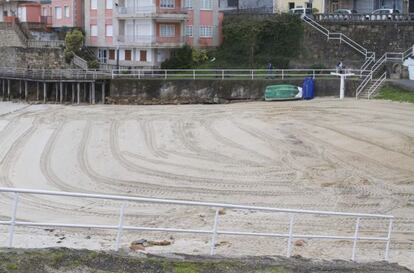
[129,244,145,251]
[132,239,147,245]
[85,236,91,240]
[148,240,172,246]
[218,208,226,215]
[294,240,305,247]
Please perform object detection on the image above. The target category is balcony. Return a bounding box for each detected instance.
[116,5,188,20]
[117,35,185,48]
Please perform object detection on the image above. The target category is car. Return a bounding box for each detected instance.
[332,9,357,20]
[365,9,400,20]
[333,9,357,14]
[289,7,313,17]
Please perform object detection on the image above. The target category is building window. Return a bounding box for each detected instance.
[55,7,62,19]
[91,25,98,36]
[106,0,113,9]
[125,50,132,61]
[306,2,312,8]
[91,0,98,10]
[160,0,175,8]
[185,25,193,36]
[106,25,113,37]
[184,0,193,9]
[200,26,213,37]
[288,2,295,9]
[201,0,212,9]
[64,6,70,18]
[42,7,48,16]
[160,24,175,37]
[140,50,147,62]
[109,49,115,60]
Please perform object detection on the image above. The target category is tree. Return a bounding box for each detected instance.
[64,29,84,63]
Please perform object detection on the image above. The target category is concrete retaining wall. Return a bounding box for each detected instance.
[109,79,361,104]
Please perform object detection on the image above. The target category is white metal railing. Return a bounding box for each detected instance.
[110,68,368,80]
[73,54,89,70]
[0,187,394,261]
[27,39,65,48]
[356,46,412,98]
[314,13,414,22]
[302,16,372,60]
[0,67,109,81]
[367,72,387,99]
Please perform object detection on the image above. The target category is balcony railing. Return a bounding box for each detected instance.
[117,35,185,46]
[116,5,188,17]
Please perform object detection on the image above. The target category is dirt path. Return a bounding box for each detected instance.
[0,99,413,268]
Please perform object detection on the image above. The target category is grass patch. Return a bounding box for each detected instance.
[376,85,414,103]
[6,263,18,271]
[173,262,201,273]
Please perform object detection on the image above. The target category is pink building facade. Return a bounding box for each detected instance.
[84,0,223,68]
[40,0,83,29]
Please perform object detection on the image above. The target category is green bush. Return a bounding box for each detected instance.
[161,45,194,69]
[64,29,84,63]
[88,60,100,69]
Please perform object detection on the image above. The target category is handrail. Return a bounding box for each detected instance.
[73,54,89,70]
[0,187,394,260]
[367,72,387,99]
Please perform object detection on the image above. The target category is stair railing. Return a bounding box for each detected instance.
[367,72,387,99]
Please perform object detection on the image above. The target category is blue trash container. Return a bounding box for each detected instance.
[302,77,315,100]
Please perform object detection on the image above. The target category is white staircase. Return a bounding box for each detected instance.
[302,16,413,99]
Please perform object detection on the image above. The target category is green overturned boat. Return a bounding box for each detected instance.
[265,84,303,101]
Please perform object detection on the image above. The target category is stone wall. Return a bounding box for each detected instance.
[0,47,68,69]
[0,29,25,48]
[109,79,361,104]
[291,21,414,69]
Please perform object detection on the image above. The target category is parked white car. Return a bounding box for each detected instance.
[365,9,400,20]
[289,8,313,17]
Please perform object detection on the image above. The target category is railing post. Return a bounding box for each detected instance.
[8,192,20,248]
[222,70,224,80]
[385,218,393,261]
[313,70,316,79]
[251,70,254,80]
[351,217,361,261]
[210,208,220,255]
[115,202,127,251]
[282,70,284,80]
[286,214,294,257]
[165,70,167,80]
[193,70,196,80]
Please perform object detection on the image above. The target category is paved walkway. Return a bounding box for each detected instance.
[388,80,414,91]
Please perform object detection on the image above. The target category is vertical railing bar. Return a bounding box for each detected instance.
[351,217,361,261]
[286,214,294,257]
[210,208,220,255]
[115,202,127,251]
[384,218,393,261]
[8,192,20,247]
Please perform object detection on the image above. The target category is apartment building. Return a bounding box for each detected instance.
[0,0,42,23]
[40,0,83,28]
[84,0,223,68]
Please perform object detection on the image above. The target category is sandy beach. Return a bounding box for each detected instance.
[0,99,413,269]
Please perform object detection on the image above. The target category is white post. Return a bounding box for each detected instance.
[351,217,361,261]
[282,70,284,80]
[340,75,345,100]
[210,208,220,255]
[222,70,224,80]
[384,219,393,261]
[8,193,20,247]
[251,70,254,80]
[115,202,127,251]
[287,214,294,257]
[165,70,167,80]
[193,70,196,80]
